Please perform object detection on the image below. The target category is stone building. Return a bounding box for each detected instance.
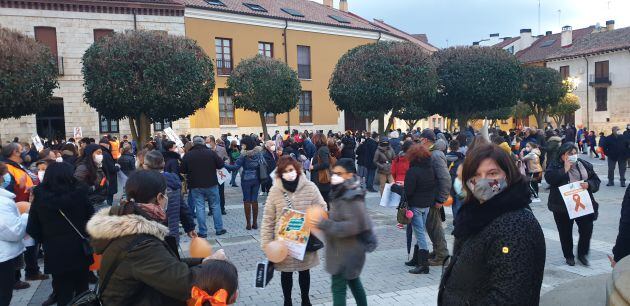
[0,0,186,142]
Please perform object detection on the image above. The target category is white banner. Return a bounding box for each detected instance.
[163,127,184,148]
[559,180,595,219]
[73,127,83,139]
[31,134,44,152]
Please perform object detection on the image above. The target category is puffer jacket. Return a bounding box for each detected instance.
[260,175,326,272]
[0,188,27,263]
[439,181,546,306]
[522,148,542,173]
[225,146,263,183]
[404,159,436,208]
[87,208,202,306]
[545,158,600,215]
[391,154,410,183]
[373,145,395,175]
[545,136,562,166]
[319,175,372,280]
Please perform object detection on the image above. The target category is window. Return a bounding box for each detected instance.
[299,91,312,123]
[34,27,58,68]
[258,42,273,57]
[328,15,350,24]
[99,115,119,133]
[595,60,609,82]
[218,89,235,125]
[559,65,570,80]
[205,0,225,6]
[243,3,267,12]
[297,45,311,79]
[281,8,304,17]
[506,45,514,54]
[153,120,171,131]
[539,39,556,47]
[265,113,276,124]
[93,29,113,42]
[215,38,233,75]
[595,88,607,111]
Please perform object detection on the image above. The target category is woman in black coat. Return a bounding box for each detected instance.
[310,133,331,204]
[545,142,600,266]
[27,162,94,306]
[438,143,546,306]
[403,144,436,274]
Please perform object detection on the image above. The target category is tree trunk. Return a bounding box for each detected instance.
[378,117,385,135]
[458,115,469,132]
[137,113,151,149]
[259,112,269,143]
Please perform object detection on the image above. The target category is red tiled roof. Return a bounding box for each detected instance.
[411,34,428,43]
[516,26,594,64]
[371,19,438,52]
[493,37,519,49]
[178,0,382,32]
[547,26,630,60]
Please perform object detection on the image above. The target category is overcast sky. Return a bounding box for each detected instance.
[315,0,629,48]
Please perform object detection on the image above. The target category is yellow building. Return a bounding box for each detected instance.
[180,0,437,136]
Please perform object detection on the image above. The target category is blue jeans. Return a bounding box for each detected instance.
[366,168,376,190]
[229,169,239,186]
[190,186,223,236]
[410,207,430,250]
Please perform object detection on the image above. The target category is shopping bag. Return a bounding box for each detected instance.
[254,260,274,288]
[379,183,401,208]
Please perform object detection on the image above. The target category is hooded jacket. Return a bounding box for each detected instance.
[319,176,372,280]
[0,188,27,263]
[27,183,94,274]
[373,145,395,175]
[181,144,225,189]
[224,146,264,182]
[87,208,202,306]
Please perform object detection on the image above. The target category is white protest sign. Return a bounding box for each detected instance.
[216,168,231,185]
[163,127,184,148]
[558,180,595,219]
[31,134,44,152]
[73,127,83,139]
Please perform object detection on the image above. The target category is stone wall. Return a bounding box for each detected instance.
[0,8,186,143]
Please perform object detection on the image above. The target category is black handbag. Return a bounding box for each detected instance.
[59,210,94,257]
[396,192,412,225]
[282,192,324,252]
[258,155,269,181]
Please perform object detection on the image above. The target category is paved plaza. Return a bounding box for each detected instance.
[11,155,626,306]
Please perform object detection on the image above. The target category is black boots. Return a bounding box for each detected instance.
[409,249,429,274]
[405,245,419,267]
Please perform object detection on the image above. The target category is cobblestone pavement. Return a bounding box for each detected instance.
[13,154,626,306]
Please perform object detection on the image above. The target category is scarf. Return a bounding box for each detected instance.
[135,203,167,223]
[568,161,588,183]
[281,175,300,193]
[330,175,361,198]
[453,181,531,240]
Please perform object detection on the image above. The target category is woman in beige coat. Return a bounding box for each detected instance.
[261,156,327,306]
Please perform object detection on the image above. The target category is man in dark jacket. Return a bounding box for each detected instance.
[356,133,378,192]
[419,129,451,266]
[181,136,226,237]
[99,138,118,205]
[340,132,356,160]
[603,127,629,187]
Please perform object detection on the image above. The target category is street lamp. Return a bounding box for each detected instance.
[564,76,580,92]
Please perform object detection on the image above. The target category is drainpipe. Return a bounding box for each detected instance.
[133,8,137,30]
[283,19,290,135]
[584,56,589,129]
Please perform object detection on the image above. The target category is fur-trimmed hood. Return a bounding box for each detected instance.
[241,145,263,157]
[87,207,169,251]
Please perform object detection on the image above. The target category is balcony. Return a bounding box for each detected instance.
[589,73,612,87]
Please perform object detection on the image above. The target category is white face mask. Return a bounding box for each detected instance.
[330,174,344,185]
[55,157,63,163]
[94,154,104,165]
[567,154,578,163]
[158,192,168,212]
[270,146,276,152]
[282,170,298,182]
[38,170,45,183]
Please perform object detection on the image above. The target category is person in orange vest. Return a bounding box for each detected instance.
[1,142,36,202]
[109,136,121,161]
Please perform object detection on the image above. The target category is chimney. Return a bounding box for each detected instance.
[339,0,348,12]
[323,0,332,7]
[606,20,615,31]
[518,29,534,51]
[561,25,573,47]
[545,31,552,36]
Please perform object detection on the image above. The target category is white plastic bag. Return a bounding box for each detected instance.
[379,183,401,208]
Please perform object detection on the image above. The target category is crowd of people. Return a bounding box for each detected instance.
[0,122,629,306]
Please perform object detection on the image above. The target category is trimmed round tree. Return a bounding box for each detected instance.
[548,93,580,127]
[520,66,568,128]
[227,55,302,140]
[329,41,437,134]
[434,46,522,131]
[0,27,58,126]
[82,30,215,146]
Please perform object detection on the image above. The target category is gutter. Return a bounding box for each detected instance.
[584,56,589,129]
[283,19,290,133]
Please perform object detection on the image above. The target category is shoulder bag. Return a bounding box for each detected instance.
[59,209,93,258]
[396,191,412,225]
[282,192,324,252]
[258,154,269,181]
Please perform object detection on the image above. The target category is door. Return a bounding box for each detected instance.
[344,111,366,132]
[36,98,66,141]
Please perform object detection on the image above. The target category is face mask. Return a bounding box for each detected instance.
[567,154,578,163]
[617,131,623,136]
[38,171,45,183]
[270,146,276,152]
[93,154,104,165]
[206,144,212,149]
[158,192,169,212]
[467,177,508,203]
[1,173,11,189]
[330,174,344,185]
[454,178,465,198]
[55,157,63,163]
[282,170,297,182]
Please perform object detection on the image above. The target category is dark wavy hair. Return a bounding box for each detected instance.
[40,162,78,193]
[275,155,303,179]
